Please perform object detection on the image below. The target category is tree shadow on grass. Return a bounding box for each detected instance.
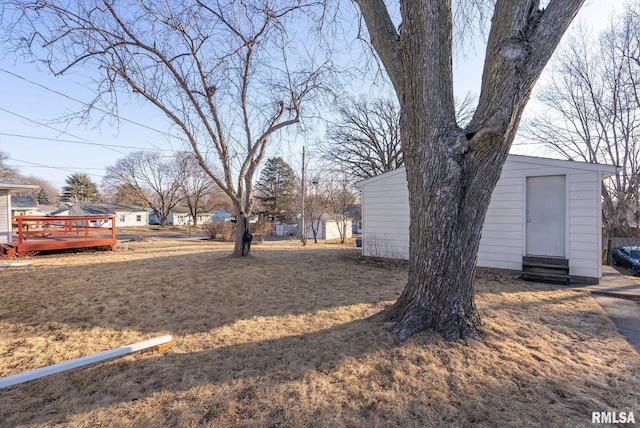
[2,247,638,426]
[0,247,405,335]
[2,306,638,427]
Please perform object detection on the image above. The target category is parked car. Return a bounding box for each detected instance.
[611,246,640,275]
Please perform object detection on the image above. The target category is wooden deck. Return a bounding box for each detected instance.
[6,215,117,256]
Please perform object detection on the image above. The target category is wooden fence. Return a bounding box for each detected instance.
[602,237,640,265]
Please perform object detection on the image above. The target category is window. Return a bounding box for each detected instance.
[136,215,142,222]
[119,215,125,222]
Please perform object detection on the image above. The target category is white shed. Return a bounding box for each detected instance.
[357,155,619,284]
[0,182,40,246]
[305,216,353,241]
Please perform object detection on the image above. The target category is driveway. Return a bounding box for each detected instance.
[575,266,640,353]
[115,226,209,241]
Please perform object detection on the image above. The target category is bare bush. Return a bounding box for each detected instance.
[251,220,274,243]
[204,222,236,242]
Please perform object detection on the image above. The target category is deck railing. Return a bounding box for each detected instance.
[10,215,117,254]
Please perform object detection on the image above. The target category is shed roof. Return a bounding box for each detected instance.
[356,154,620,187]
[70,202,148,215]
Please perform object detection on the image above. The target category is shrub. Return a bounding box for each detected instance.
[203,222,236,241]
[250,220,273,243]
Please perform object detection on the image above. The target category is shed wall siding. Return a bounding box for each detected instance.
[0,189,9,244]
[362,171,410,259]
[568,171,601,278]
[361,157,608,280]
[477,161,524,271]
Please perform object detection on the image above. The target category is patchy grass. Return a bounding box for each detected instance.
[0,239,638,427]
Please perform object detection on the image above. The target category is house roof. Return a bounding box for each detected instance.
[171,206,213,215]
[11,195,37,209]
[356,154,620,187]
[0,181,40,191]
[70,202,148,215]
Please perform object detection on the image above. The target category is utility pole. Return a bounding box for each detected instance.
[301,146,307,245]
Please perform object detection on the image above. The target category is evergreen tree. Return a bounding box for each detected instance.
[255,157,297,221]
[34,188,51,205]
[60,173,99,202]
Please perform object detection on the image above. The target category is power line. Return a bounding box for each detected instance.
[0,107,126,154]
[0,131,173,152]
[0,67,175,138]
[9,158,105,178]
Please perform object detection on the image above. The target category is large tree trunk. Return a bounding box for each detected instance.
[383,124,510,341]
[232,206,252,257]
[356,0,584,341]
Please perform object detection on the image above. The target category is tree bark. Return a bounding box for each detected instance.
[356,0,585,340]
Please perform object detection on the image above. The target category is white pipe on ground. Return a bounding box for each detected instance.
[0,335,173,389]
[0,263,31,268]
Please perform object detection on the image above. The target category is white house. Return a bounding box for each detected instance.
[160,206,213,226]
[357,154,619,284]
[10,195,38,216]
[54,202,148,227]
[0,181,40,246]
[211,208,234,223]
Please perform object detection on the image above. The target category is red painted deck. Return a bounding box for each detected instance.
[8,215,117,256]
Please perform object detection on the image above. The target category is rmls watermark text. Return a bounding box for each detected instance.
[592,411,636,424]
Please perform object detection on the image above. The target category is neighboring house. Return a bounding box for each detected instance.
[211,208,234,223]
[151,206,214,226]
[357,154,619,284]
[53,202,148,227]
[348,204,362,234]
[11,196,60,217]
[0,181,40,246]
[274,221,297,236]
[10,195,38,216]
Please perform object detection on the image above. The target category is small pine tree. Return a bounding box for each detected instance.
[34,188,51,205]
[60,173,99,202]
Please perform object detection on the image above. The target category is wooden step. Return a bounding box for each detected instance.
[522,271,570,285]
[523,255,568,266]
[522,256,570,285]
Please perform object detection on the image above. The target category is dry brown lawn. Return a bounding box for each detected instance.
[1,237,639,427]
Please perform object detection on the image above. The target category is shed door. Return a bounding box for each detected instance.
[526,175,566,257]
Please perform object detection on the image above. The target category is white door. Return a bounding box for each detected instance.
[526,175,566,257]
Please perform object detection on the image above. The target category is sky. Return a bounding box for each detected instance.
[0,1,622,191]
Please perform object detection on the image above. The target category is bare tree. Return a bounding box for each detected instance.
[524,6,640,237]
[23,176,59,205]
[174,151,216,227]
[105,183,144,205]
[323,93,476,181]
[324,97,402,180]
[0,153,59,203]
[305,174,328,243]
[3,0,329,256]
[0,151,20,182]
[327,180,357,244]
[103,151,182,226]
[354,0,584,340]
